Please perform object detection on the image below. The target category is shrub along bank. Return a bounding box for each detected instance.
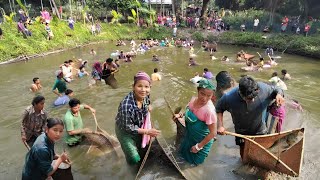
[0,21,171,62]
[190,31,320,59]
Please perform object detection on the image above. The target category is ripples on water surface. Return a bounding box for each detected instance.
[0,43,319,179]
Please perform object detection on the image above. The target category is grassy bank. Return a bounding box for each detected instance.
[216,31,320,59]
[186,30,320,59]
[0,20,171,62]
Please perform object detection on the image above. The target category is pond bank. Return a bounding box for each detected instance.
[0,21,171,63]
[200,31,320,59]
[1,23,319,64]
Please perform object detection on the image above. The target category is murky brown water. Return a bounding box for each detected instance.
[0,43,319,180]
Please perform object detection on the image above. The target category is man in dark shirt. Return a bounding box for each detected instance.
[216,76,284,157]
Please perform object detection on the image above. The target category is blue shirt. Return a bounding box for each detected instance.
[115,91,150,134]
[22,133,54,180]
[53,95,70,106]
[216,82,283,135]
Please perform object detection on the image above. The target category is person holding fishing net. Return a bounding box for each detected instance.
[173,79,217,165]
[21,95,48,150]
[63,98,96,147]
[22,118,71,180]
[216,76,285,158]
[115,71,160,165]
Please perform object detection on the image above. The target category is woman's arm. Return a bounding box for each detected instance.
[191,123,216,153]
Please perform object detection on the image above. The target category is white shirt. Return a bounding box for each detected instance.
[190,75,203,84]
[254,19,259,26]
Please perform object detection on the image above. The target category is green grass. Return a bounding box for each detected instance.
[0,21,171,62]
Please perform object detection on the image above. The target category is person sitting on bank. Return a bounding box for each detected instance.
[281,69,291,80]
[52,70,67,97]
[151,68,162,81]
[21,96,48,150]
[63,98,96,146]
[216,76,285,158]
[115,72,160,165]
[22,118,69,180]
[30,77,42,93]
[54,89,74,106]
[173,79,217,165]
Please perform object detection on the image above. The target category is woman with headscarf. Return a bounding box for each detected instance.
[173,79,217,165]
[91,61,103,82]
[115,72,161,165]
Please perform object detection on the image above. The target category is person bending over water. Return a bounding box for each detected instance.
[115,72,160,165]
[63,98,96,146]
[216,76,285,158]
[52,70,68,97]
[21,96,48,150]
[54,89,74,106]
[22,118,70,180]
[173,79,217,165]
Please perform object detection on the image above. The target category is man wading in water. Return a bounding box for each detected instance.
[216,76,284,157]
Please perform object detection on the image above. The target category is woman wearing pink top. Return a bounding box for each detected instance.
[173,79,217,165]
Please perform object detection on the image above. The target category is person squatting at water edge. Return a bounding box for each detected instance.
[63,98,96,146]
[216,76,285,158]
[115,71,161,165]
[21,96,48,150]
[22,118,70,180]
[173,79,217,165]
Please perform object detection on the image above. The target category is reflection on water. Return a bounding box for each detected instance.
[0,43,319,179]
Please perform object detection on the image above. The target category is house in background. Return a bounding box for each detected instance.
[144,0,173,16]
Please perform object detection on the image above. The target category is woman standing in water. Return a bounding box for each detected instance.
[115,72,160,165]
[22,118,69,180]
[173,79,217,165]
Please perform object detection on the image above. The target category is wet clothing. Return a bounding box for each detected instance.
[115,91,150,164]
[64,105,85,145]
[21,106,48,147]
[54,95,70,106]
[22,133,54,180]
[216,82,283,135]
[269,104,286,132]
[180,106,215,165]
[52,78,67,93]
[102,62,117,79]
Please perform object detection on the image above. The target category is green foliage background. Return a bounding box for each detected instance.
[0,22,170,62]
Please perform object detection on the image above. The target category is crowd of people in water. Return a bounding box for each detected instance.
[21,36,304,179]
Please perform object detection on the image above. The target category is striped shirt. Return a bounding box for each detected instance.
[115,91,150,134]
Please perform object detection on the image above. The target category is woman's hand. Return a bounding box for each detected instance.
[146,128,160,137]
[190,145,200,153]
[217,126,225,135]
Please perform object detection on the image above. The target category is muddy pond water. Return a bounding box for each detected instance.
[0,42,319,180]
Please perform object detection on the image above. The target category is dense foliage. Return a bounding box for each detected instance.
[0,21,170,62]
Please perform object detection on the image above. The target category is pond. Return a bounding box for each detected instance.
[0,42,319,179]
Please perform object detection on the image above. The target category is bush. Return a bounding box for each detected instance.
[192,31,205,42]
